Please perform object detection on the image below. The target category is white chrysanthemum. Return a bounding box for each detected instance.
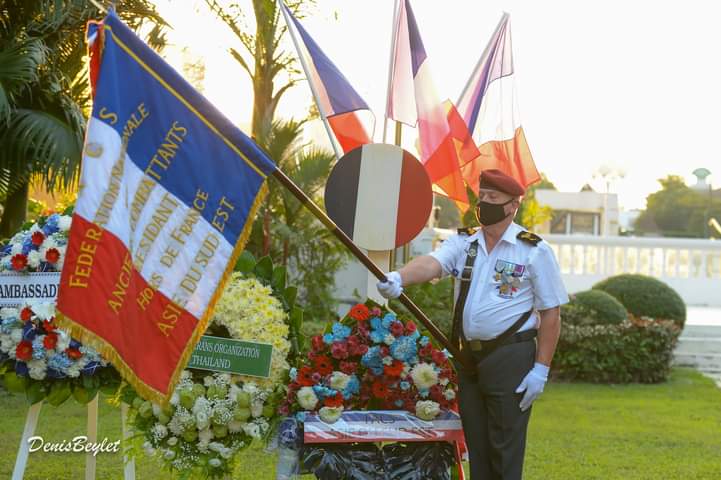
[10,243,22,256]
[58,215,72,232]
[151,424,168,441]
[198,428,214,444]
[329,372,351,391]
[10,328,22,343]
[415,400,440,421]
[319,406,343,423]
[297,386,319,410]
[212,274,290,388]
[29,301,55,321]
[242,422,261,438]
[444,389,456,400]
[410,363,439,390]
[28,359,47,380]
[56,331,70,352]
[27,250,41,268]
[1,307,18,318]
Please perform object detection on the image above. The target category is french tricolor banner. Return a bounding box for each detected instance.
[303,410,464,444]
[56,12,276,404]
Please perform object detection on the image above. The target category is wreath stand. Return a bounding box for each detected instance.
[11,397,135,480]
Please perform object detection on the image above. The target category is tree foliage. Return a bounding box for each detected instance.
[635,175,721,238]
[0,0,167,236]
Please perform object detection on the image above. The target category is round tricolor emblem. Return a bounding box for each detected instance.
[324,144,433,250]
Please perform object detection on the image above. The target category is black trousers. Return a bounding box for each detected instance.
[457,340,536,480]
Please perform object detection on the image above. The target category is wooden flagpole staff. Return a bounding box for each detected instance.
[270,168,475,373]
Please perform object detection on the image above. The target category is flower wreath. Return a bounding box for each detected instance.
[0,212,118,405]
[282,300,458,423]
[125,267,293,479]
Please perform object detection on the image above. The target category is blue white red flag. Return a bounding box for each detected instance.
[56,12,276,404]
[456,13,540,192]
[387,0,477,205]
[281,2,374,153]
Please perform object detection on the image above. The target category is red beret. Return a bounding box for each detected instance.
[478,169,525,196]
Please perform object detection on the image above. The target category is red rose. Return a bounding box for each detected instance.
[370,307,382,317]
[66,348,82,360]
[347,335,366,356]
[356,344,368,355]
[42,319,56,332]
[430,384,444,402]
[390,321,404,337]
[348,303,370,321]
[20,307,33,322]
[11,254,28,271]
[313,355,333,376]
[15,341,33,361]
[383,360,404,377]
[31,231,45,246]
[330,341,349,360]
[419,344,433,358]
[297,366,315,386]
[357,323,370,338]
[324,392,344,408]
[340,361,358,375]
[372,380,389,399]
[432,350,447,365]
[379,346,390,357]
[45,248,60,264]
[43,333,58,350]
[311,335,325,352]
[405,321,417,334]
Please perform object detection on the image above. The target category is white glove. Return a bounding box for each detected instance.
[376,271,403,299]
[515,362,549,411]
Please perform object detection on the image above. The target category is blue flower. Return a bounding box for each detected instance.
[15,361,29,377]
[395,399,404,407]
[43,214,60,235]
[21,238,33,255]
[419,336,430,347]
[69,339,81,350]
[390,336,417,362]
[381,313,396,329]
[289,367,298,381]
[47,352,72,373]
[400,381,410,391]
[295,412,307,423]
[361,347,384,375]
[419,389,430,398]
[31,337,45,360]
[81,361,101,376]
[323,333,334,345]
[331,323,351,340]
[1,317,20,334]
[343,376,360,398]
[409,329,421,340]
[22,322,37,342]
[370,317,382,330]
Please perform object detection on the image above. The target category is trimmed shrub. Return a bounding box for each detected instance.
[553,319,680,383]
[593,274,686,328]
[562,290,628,326]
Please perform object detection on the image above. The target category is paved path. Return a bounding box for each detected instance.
[674,307,721,387]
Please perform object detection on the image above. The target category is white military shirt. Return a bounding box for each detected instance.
[429,222,569,341]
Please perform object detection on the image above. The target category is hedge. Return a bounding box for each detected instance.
[593,274,686,328]
[562,289,628,326]
[553,318,680,383]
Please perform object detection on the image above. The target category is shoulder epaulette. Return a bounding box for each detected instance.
[517,230,542,246]
[457,227,478,236]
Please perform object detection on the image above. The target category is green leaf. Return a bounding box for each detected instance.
[72,384,97,404]
[283,286,297,309]
[46,380,72,407]
[3,371,28,393]
[25,382,47,404]
[290,306,303,333]
[253,256,273,282]
[234,250,256,273]
[271,265,286,292]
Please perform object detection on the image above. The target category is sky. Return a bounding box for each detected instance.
[150,0,721,210]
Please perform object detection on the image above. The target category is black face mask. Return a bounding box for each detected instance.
[475,198,514,226]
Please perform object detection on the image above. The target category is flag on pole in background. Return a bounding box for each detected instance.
[281,2,374,154]
[387,0,477,205]
[456,13,540,193]
[56,11,277,404]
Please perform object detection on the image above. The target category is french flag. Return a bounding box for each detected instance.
[387,0,477,205]
[281,3,373,154]
[456,13,540,192]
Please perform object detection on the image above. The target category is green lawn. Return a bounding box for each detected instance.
[1,368,720,479]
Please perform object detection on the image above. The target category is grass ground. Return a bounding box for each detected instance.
[1,368,719,479]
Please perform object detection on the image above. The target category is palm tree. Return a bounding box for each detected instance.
[0,0,166,237]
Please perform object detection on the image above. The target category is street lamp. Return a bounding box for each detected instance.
[692,168,712,238]
[593,165,626,236]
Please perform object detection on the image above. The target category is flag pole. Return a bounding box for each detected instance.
[382,0,402,143]
[277,1,342,159]
[269,167,474,373]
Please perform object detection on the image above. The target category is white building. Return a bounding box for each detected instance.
[535,188,620,236]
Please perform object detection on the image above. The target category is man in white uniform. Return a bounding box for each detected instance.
[377,169,568,479]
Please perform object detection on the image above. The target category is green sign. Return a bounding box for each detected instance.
[188,335,273,378]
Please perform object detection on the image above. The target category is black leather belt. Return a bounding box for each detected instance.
[467,329,537,353]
